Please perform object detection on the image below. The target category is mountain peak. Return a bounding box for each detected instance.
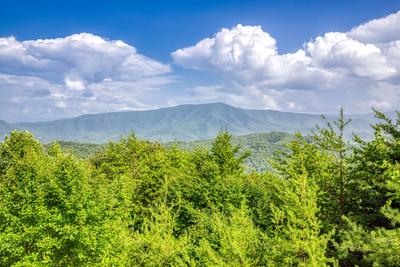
[174,102,234,109]
[0,102,377,143]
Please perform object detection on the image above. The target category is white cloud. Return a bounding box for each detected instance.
[349,11,400,43]
[0,33,171,81]
[172,12,400,112]
[2,11,400,121]
[64,77,86,91]
[306,32,395,80]
[172,24,277,73]
[172,24,399,86]
[0,33,174,121]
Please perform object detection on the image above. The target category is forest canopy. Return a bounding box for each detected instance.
[0,109,399,266]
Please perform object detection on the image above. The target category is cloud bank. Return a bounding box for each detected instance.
[172,11,400,113]
[0,33,173,121]
[1,11,400,121]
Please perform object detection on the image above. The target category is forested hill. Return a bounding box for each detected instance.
[0,103,382,143]
[50,132,294,171]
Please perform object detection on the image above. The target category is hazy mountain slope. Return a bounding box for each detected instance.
[0,120,13,138]
[0,103,382,143]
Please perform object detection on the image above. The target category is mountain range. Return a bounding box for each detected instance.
[0,103,388,143]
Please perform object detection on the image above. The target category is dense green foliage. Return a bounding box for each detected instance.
[0,109,399,266]
[45,141,105,158]
[49,132,292,171]
[171,131,293,172]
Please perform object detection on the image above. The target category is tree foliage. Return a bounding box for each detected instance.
[1,112,400,266]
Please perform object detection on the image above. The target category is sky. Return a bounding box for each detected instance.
[1,0,400,122]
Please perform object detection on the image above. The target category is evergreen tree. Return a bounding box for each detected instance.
[129,204,192,266]
[338,110,400,266]
[211,130,249,177]
[192,204,265,266]
[312,107,352,228]
[267,135,333,266]
[349,110,400,228]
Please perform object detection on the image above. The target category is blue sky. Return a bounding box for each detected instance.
[1,0,400,121]
[2,0,398,59]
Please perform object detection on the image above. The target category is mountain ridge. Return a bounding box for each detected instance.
[0,102,386,143]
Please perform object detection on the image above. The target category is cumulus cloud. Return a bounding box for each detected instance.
[0,34,171,83]
[306,32,395,80]
[349,11,400,43]
[172,24,399,87]
[172,12,400,113]
[172,25,277,74]
[0,33,174,121]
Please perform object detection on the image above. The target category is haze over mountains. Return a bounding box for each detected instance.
[0,103,385,143]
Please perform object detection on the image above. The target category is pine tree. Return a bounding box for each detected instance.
[192,204,264,266]
[312,107,352,228]
[339,110,400,266]
[211,130,249,177]
[340,163,400,266]
[129,204,192,266]
[267,135,333,266]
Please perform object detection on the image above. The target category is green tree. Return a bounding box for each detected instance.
[210,130,249,177]
[267,135,333,266]
[312,108,352,228]
[192,204,265,266]
[349,110,400,229]
[340,163,400,266]
[172,131,248,234]
[91,134,191,229]
[0,132,131,265]
[129,204,193,267]
[338,110,400,266]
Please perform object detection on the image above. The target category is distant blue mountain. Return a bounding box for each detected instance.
[0,103,386,143]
